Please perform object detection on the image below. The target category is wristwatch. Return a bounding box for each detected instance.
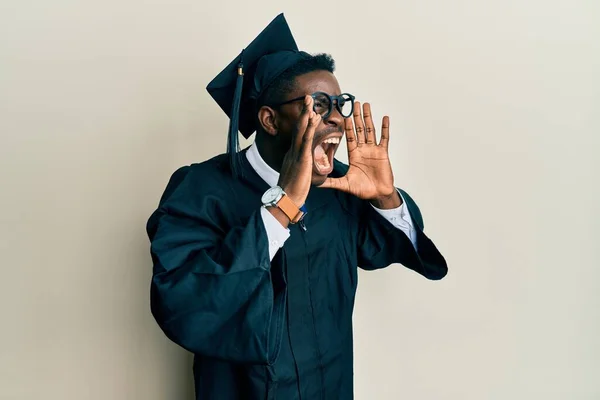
[261,186,306,224]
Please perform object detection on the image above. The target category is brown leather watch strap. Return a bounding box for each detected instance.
[276,194,304,224]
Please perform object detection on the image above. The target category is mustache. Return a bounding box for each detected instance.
[315,126,344,137]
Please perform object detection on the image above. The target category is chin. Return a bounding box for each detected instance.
[311,174,328,187]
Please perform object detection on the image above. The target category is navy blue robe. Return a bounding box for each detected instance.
[146,150,447,399]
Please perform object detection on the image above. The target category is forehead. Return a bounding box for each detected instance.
[292,70,342,96]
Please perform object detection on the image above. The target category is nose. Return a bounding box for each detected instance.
[323,105,344,130]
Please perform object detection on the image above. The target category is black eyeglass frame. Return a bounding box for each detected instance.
[271,91,356,119]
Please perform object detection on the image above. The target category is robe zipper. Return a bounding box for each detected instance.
[299,219,307,231]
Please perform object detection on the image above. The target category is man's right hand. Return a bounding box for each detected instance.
[277,95,321,207]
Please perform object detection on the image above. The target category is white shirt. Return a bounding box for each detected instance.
[246,142,417,260]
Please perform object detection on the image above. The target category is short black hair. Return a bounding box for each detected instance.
[256,53,336,112]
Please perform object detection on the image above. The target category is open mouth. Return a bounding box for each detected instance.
[313,135,342,175]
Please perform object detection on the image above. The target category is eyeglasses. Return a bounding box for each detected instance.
[272,91,356,119]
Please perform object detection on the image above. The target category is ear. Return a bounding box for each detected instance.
[257,106,279,136]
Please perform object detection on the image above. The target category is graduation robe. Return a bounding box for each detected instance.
[146,150,447,399]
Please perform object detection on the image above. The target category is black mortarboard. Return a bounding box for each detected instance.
[206,13,311,177]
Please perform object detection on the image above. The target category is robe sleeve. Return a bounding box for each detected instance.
[357,188,448,280]
[370,189,418,248]
[146,167,286,365]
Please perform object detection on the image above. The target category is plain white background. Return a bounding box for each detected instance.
[1,0,598,399]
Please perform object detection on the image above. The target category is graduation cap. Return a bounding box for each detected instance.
[206,13,311,177]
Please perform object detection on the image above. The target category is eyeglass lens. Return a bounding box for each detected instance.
[313,93,353,118]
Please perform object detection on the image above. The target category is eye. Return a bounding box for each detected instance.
[313,94,330,110]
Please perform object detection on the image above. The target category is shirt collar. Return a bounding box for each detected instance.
[246,141,279,187]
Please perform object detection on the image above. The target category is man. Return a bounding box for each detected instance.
[147,13,447,399]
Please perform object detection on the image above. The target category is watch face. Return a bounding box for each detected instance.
[261,187,283,205]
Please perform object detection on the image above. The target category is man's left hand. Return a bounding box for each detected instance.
[319,102,402,209]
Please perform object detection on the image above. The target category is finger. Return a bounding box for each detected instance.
[294,96,314,149]
[363,103,376,144]
[379,116,390,148]
[344,116,358,151]
[301,94,313,114]
[353,101,365,144]
[300,112,321,158]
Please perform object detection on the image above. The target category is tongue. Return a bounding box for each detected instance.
[314,144,330,171]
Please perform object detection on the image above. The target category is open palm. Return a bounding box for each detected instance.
[320,102,396,200]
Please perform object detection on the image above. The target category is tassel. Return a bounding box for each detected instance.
[227,50,245,178]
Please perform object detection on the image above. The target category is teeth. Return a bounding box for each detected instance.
[319,155,331,170]
[323,137,340,144]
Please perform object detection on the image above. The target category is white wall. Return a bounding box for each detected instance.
[1,1,598,399]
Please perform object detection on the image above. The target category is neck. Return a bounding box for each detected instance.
[255,132,285,173]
